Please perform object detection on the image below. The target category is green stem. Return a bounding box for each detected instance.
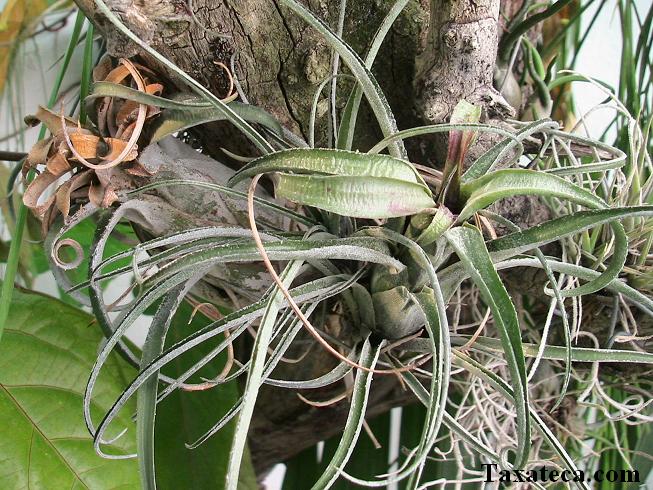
[0,10,86,343]
[79,22,95,125]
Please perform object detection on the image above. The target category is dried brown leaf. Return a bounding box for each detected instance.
[45,152,71,175]
[104,64,131,84]
[27,106,77,135]
[88,180,104,207]
[23,170,58,213]
[55,170,93,219]
[101,186,120,207]
[24,138,52,172]
[93,54,113,82]
[68,133,138,163]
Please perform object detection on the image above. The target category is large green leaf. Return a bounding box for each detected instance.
[0,286,139,489]
[458,169,605,222]
[457,169,629,297]
[276,174,435,219]
[228,148,423,187]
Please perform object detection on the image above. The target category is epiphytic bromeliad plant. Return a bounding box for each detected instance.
[1,0,653,489]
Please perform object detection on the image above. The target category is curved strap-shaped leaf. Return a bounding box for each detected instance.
[87,208,145,368]
[441,255,653,319]
[144,236,403,289]
[461,119,558,182]
[347,228,451,488]
[544,159,626,176]
[480,209,571,411]
[276,174,435,219]
[309,74,355,148]
[367,123,517,156]
[445,225,530,468]
[161,272,364,417]
[228,148,423,187]
[343,291,449,489]
[150,101,283,143]
[88,81,209,109]
[311,338,381,490]
[435,206,653,298]
[225,261,304,490]
[78,227,283,290]
[458,169,605,222]
[186,302,323,449]
[264,357,353,389]
[449,335,653,364]
[406,288,448,489]
[89,81,282,142]
[87,274,358,464]
[86,271,193,457]
[156,304,302,405]
[137,285,187,490]
[458,169,629,297]
[488,206,653,256]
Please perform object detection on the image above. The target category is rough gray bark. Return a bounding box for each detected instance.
[416,1,511,124]
[75,0,432,157]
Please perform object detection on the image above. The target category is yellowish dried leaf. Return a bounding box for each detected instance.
[55,170,93,219]
[23,170,57,213]
[25,138,52,170]
[69,134,138,162]
[45,152,71,176]
[26,106,77,135]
